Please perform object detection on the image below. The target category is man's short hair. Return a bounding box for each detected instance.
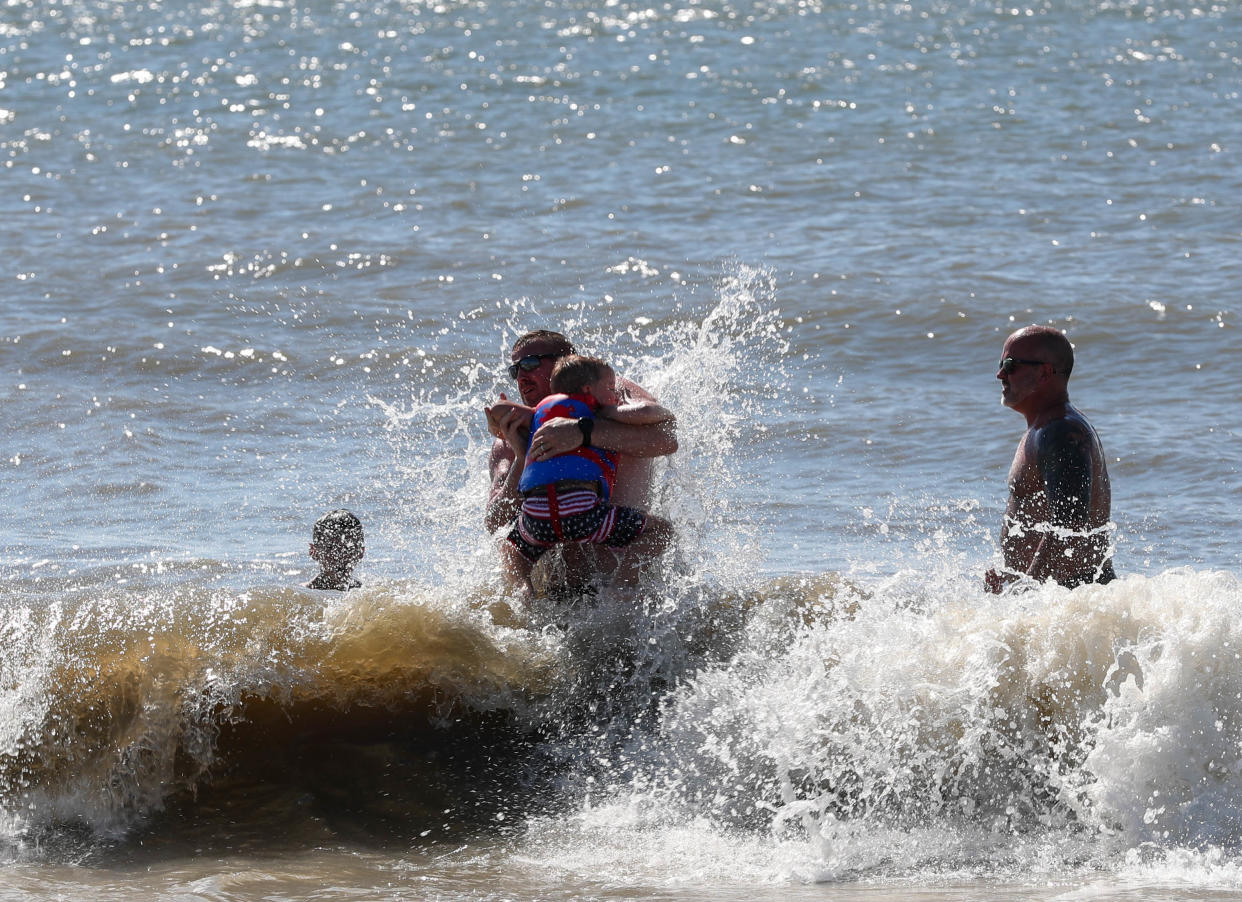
[313,509,364,553]
[550,355,610,395]
[513,330,575,357]
[1023,325,1075,378]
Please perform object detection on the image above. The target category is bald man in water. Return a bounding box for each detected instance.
[985,325,1116,593]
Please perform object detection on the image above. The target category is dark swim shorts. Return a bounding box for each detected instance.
[1062,560,1117,588]
[506,488,648,563]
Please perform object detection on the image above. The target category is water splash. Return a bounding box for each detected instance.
[0,580,561,845]
[525,569,1242,885]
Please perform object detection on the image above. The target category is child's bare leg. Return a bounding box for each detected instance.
[612,514,674,587]
[499,539,535,606]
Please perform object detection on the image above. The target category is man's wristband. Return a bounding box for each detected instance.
[576,417,593,447]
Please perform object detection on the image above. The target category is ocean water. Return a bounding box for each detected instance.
[2,0,1241,898]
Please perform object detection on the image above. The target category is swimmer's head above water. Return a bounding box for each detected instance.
[308,508,364,591]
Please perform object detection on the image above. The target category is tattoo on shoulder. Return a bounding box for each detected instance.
[1035,417,1088,449]
[1035,420,1092,527]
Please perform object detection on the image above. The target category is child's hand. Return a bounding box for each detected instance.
[485,394,533,446]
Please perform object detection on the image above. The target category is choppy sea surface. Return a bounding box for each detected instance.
[1,0,1240,899]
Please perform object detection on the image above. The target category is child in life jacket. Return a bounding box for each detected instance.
[501,354,674,600]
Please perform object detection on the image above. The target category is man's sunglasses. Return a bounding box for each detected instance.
[507,353,560,380]
[998,356,1049,374]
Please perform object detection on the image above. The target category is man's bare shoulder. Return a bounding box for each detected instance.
[1032,413,1095,458]
[1034,415,1089,441]
[617,375,657,403]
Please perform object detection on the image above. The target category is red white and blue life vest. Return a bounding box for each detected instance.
[518,393,618,500]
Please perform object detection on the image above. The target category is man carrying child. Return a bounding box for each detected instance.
[485,331,677,597]
[492,353,675,602]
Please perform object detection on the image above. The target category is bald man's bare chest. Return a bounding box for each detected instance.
[1006,432,1048,520]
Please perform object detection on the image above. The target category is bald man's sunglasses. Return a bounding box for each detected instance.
[507,353,560,380]
[998,357,1049,374]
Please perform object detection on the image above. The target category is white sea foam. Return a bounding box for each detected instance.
[514,569,1242,885]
